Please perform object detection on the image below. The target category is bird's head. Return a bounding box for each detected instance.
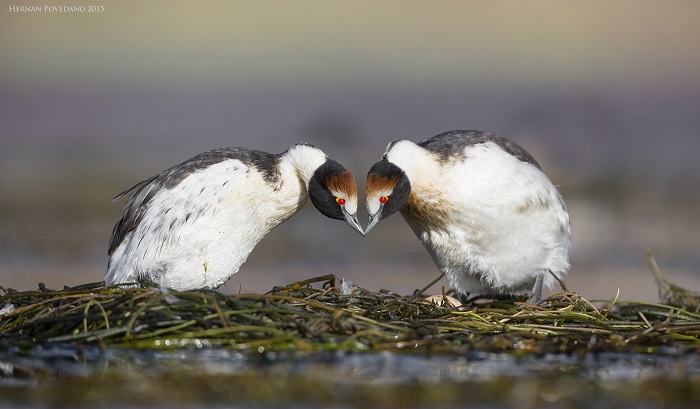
[364,157,411,234]
[308,159,364,236]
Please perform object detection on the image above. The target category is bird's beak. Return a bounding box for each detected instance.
[364,207,383,235]
[342,208,365,236]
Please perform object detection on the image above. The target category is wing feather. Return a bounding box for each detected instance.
[107,147,280,255]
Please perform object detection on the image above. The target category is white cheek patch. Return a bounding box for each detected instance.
[366,199,381,216]
[366,187,393,215]
[344,199,358,214]
[330,190,358,214]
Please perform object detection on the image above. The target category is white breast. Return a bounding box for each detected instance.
[400,142,571,295]
[106,159,307,290]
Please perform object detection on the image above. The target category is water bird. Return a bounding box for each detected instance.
[364,130,571,301]
[106,143,363,291]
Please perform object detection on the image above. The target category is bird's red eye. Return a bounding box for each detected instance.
[379,196,388,203]
[336,197,346,205]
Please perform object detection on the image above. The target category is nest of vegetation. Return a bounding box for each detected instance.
[1,252,699,355]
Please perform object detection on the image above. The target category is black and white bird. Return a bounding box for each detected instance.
[364,130,571,301]
[106,143,363,291]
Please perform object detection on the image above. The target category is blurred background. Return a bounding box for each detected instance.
[1,1,698,301]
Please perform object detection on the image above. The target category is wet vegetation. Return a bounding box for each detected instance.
[1,253,698,354]
[1,252,699,408]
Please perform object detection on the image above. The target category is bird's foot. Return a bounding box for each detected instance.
[526,272,545,304]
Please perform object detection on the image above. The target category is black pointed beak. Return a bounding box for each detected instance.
[364,205,383,235]
[342,208,365,236]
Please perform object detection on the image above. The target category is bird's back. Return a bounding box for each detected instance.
[108,148,279,256]
[417,130,541,169]
[106,147,285,290]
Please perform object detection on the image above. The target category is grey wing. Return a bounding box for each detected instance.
[107,153,222,256]
[418,130,541,169]
[107,147,281,255]
[108,175,162,255]
[106,157,220,256]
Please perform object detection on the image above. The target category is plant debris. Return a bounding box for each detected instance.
[1,262,699,355]
[647,250,700,313]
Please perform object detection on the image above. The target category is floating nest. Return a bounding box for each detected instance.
[1,253,699,355]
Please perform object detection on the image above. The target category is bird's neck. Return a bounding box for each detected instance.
[385,140,432,184]
[280,144,328,187]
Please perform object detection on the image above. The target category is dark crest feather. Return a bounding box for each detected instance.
[308,160,353,221]
[366,158,411,220]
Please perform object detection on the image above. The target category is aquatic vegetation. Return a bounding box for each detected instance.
[1,255,699,408]
[648,250,700,313]
[1,258,699,355]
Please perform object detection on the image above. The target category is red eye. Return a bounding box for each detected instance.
[379,196,388,203]
[336,197,346,205]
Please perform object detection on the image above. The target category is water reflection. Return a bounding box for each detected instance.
[2,344,698,385]
[2,344,699,408]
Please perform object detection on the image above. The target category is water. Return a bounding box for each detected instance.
[1,344,699,408]
[3,344,698,384]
